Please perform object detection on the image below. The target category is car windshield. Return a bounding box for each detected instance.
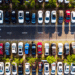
[26,68,29,72]
[73,17,75,20]
[59,68,62,72]
[65,68,69,72]
[32,46,36,49]
[51,70,55,72]
[46,17,49,20]
[39,18,42,20]
[66,15,70,20]
[19,13,23,19]
[6,69,9,72]
[0,66,2,72]
[0,13,2,20]
[0,46,2,48]
[38,45,42,47]
[59,52,62,54]
[59,17,63,20]
[72,68,75,72]
[52,15,56,19]
[46,67,48,71]
[38,51,41,53]
[5,46,9,49]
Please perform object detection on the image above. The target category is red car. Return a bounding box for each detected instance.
[0,43,3,55]
[37,42,42,55]
[65,10,70,23]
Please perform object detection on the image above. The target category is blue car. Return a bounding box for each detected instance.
[25,43,29,54]
[31,13,36,24]
[5,42,10,55]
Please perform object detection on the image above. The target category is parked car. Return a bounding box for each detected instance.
[0,10,3,24]
[71,63,75,74]
[71,42,75,54]
[31,13,36,24]
[58,0,63,3]
[44,63,49,75]
[12,43,17,54]
[5,62,11,75]
[64,63,69,74]
[38,62,43,74]
[4,11,10,24]
[65,10,70,23]
[32,43,36,55]
[5,42,10,55]
[51,43,56,55]
[38,0,43,3]
[4,0,10,4]
[18,11,24,23]
[18,42,23,56]
[71,11,75,23]
[58,43,63,55]
[64,0,69,3]
[18,64,23,75]
[32,62,36,74]
[0,43,3,55]
[25,11,30,23]
[25,43,29,54]
[45,11,50,24]
[57,62,63,75]
[37,42,42,55]
[45,43,49,56]
[25,63,30,74]
[38,10,43,24]
[51,62,56,74]
[58,10,64,23]
[64,43,69,55]
[0,62,4,75]
[51,10,56,23]
[11,11,16,23]
[12,62,17,75]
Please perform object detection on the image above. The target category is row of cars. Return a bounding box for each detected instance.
[0,62,75,75]
[0,10,74,24]
[0,42,75,56]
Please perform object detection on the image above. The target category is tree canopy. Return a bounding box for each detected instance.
[12,0,20,5]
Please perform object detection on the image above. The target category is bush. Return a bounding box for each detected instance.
[35,4,42,9]
[59,4,64,8]
[17,5,25,10]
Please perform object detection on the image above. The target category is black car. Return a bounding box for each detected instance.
[25,11,30,23]
[18,64,23,75]
[32,62,36,74]
[32,43,36,55]
[11,11,16,23]
[4,0,10,4]
[4,11,10,24]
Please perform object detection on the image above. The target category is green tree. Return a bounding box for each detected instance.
[46,56,57,64]
[27,57,38,66]
[12,0,20,5]
[63,54,75,65]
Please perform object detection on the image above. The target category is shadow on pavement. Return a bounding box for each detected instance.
[57,26,62,36]
[70,25,75,34]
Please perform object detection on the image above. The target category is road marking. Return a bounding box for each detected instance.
[38,32,43,34]
[22,32,28,34]
[7,32,12,34]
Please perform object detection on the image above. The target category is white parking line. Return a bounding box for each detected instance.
[22,32,28,34]
[7,32,12,34]
[38,32,43,34]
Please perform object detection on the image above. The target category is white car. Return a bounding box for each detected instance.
[57,62,63,75]
[58,0,63,3]
[0,62,4,75]
[64,0,69,3]
[38,10,43,24]
[71,63,75,74]
[18,42,23,56]
[12,62,17,75]
[51,10,56,23]
[45,43,49,56]
[58,43,63,55]
[64,63,69,74]
[71,11,75,23]
[44,63,49,75]
[12,43,17,53]
[5,62,11,75]
[38,0,43,3]
[45,11,50,24]
[51,63,56,74]
[25,63,30,74]
[0,10,3,24]
[18,11,24,23]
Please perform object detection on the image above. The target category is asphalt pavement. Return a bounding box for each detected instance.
[0,25,75,40]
